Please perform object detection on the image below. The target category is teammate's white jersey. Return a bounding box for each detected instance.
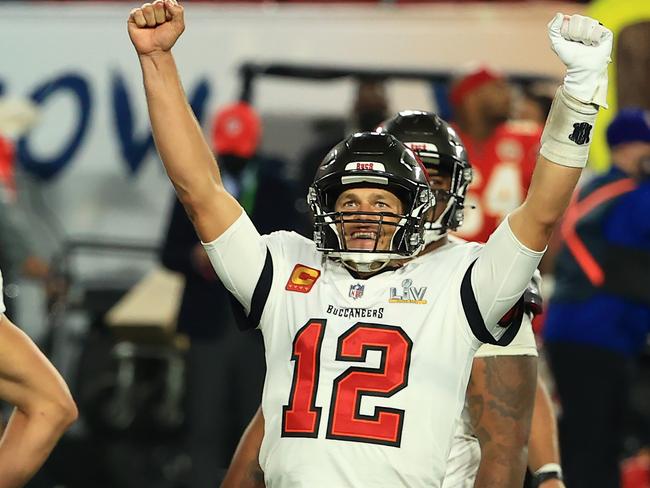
[204,211,543,488]
[442,314,538,488]
[474,310,538,359]
[442,426,481,488]
[0,268,5,314]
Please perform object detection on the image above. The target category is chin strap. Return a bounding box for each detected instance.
[341,258,391,274]
[422,195,455,245]
[424,228,447,245]
[338,257,406,276]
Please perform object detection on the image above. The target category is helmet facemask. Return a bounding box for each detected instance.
[309,181,433,273]
[378,111,474,246]
[404,143,473,245]
[309,132,434,273]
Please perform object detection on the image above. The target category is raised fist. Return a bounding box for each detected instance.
[128,0,185,57]
[548,13,613,107]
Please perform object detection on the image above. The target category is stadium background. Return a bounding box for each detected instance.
[0,0,648,487]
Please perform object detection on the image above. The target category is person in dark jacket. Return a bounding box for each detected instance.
[295,78,389,235]
[544,108,650,488]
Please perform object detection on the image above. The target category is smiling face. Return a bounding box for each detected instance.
[334,187,404,251]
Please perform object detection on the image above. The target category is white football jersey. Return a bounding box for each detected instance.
[204,211,543,488]
[0,268,5,314]
[442,314,539,487]
[441,424,481,488]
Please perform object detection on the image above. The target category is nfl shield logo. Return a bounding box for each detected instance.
[349,284,364,300]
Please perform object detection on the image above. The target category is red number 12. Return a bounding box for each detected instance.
[282,320,412,447]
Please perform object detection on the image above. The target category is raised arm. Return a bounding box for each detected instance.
[128,0,241,242]
[509,14,613,251]
[463,15,614,338]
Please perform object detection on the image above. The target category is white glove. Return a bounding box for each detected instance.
[548,13,613,108]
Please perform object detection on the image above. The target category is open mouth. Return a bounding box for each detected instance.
[350,230,378,240]
[345,226,381,250]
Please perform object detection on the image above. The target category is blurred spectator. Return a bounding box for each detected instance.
[295,77,389,233]
[160,101,299,488]
[621,448,650,488]
[516,83,555,126]
[449,66,542,243]
[0,133,50,319]
[584,0,650,172]
[0,267,78,488]
[0,135,15,194]
[543,108,650,488]
[448,68,560,488]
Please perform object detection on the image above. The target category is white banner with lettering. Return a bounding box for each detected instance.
[0,1,582,246]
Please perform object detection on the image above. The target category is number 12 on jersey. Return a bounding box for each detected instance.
[281,319,413,447]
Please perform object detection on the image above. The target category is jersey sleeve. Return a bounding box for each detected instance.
[473,313,538,358]
[0,268,5,314]
[202,211,273,330]
[460,215,545,345]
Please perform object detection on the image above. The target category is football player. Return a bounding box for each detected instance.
[382,111,563,488]
[128,2,611,486]
[0,268,78,488]
[219,111,561,488]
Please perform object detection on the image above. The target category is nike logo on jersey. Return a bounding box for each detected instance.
[389,279,428,304]
[285,264,321,293]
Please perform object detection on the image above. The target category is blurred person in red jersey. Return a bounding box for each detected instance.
[0,102,51,319]
[450,67,542,244]
[517,83,556,127]
[0,136,15,195]
[621,448,650,488]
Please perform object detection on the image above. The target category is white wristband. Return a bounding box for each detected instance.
[534,463,563,476]
[540,86,599,168]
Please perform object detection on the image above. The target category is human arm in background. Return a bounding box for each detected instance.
[0,314,78,488]
[527,378,565,488]
[468,354,537,488]
[470,365,564,488]
[469,273,563,488]
[467,298,539,488]
[220,407,265,488]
